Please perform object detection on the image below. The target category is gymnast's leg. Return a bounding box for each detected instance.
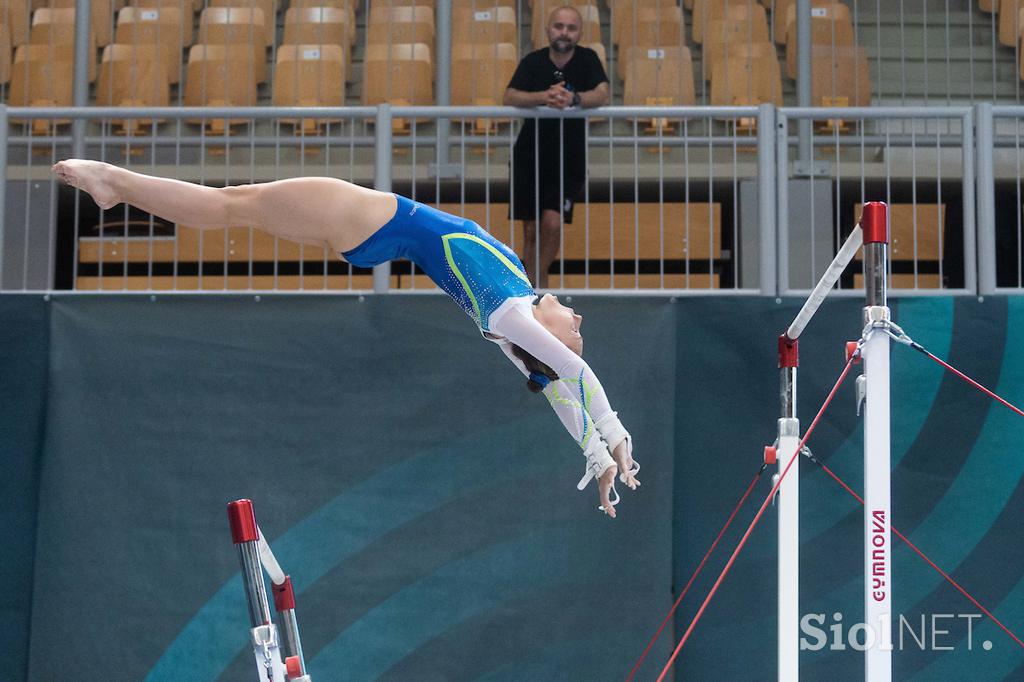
[52,159,397,253]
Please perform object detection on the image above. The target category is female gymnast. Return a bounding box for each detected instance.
[52,160,640,517]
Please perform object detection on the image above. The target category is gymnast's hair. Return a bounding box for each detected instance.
[510,344,558,393]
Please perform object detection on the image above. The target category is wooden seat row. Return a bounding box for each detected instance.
[76,201,727,290]
[75,201,951,292]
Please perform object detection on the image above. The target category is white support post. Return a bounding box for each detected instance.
[777,336,800,682]
[860,203,892,681]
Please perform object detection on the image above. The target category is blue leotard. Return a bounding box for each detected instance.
[341,194,535,331]
[341,193,633,491]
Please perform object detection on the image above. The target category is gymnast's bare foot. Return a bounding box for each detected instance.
[52,159,121,210]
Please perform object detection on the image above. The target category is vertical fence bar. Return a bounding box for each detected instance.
[373,104,393,292]
[759,104,777,296]
[962,106,978,295]
[975,102,996,296]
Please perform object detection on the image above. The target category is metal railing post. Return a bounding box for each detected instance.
[776,110,790,296]
[975,102,996,296]
[72,0,91,158]
[433,0,455,177]
[373,104,393,293]
[962,106,978,295]
[758,103,777,297]
[796,0,812,165]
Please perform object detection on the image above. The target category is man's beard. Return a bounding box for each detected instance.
[550,37,575,53]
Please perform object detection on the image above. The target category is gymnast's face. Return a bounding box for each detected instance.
[534,293,584,355]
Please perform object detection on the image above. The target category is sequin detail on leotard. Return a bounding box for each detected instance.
[342,195,534,330]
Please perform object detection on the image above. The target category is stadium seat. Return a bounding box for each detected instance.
[784,0,855,79]
[114,6,190,84]
[209,0,275,46]
[96,43,170,134]
[9,43,73,133]
[451,42,516,131]
[610,0,672,46]
[979,0,995,11]
[1001,0,1024,46]
[772,0,797,44]
[370,0,434,8]
[551,202,723,289]
[30,7,96,81]
[614,4,685,51]
[42,0,116,47]
[289,0,355,43]
[452,0,515,9]
[282,8,349,80]
[272,44,346,133]
[811,45,870,105]
[452,5,516,46]
[1,0,31,46]
[692,0,756,44]
[183,43,258,133]
[283,6,351,69]
[367,5,434,47]
[197,6,268,83]
[702,4,771,81]
[710,42,783,112]
[622,46,695,133]
[362,42,433,131]
[0,23,10,83]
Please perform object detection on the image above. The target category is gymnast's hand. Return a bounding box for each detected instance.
[598,465,619,518]
[613,439,641,491]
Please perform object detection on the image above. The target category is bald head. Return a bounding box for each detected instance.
[546,6,583,54]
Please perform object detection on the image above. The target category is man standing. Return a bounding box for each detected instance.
[503,5,609,289]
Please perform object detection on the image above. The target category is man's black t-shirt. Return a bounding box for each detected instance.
[507,46,608,181]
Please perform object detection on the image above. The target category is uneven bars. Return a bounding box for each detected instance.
[785,224,864,341]
[256,526,286,586]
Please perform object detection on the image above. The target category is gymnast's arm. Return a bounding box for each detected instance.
[491,303,633,463]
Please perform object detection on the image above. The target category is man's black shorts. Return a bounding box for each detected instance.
[510,158,584,223]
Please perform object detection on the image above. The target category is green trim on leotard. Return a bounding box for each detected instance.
[442,232,533,326]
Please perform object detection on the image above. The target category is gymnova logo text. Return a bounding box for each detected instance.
[800,612,993,651]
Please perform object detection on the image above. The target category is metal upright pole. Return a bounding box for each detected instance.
[72,0,91,159]
[796,0,812,165]
[758,103,778,297]
[227,500,287,682]
[975,102,996,296]
[373,104,393,293]
[777,336,800,682]
[273,577,312,682]
[860,202,892,682]
[434,0,452,174]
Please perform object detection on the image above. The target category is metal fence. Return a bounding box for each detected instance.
[777,105,976,295]
[0,102,1014,296]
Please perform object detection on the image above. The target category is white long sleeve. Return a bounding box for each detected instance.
[487,299,628,455]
